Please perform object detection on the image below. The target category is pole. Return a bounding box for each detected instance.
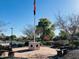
[8,27,13,57]
[10,27,13,49]
[34,0,36,42]
[11,27,13,36]
[34,14,36,42]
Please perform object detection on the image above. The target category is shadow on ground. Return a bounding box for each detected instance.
[0,57,28,59]
[15,49,33,53]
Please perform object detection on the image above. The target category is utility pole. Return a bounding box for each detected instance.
[10,27,13,50]
[8,27,14,58]
[11,27,13,36]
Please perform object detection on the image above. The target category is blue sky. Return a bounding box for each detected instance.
[0,0,79,36]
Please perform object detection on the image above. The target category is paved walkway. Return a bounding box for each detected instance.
[1,46,57,59]
[13,46,57,58]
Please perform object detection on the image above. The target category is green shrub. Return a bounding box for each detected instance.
[0,45,4,50]
[73,41,79,46]
[40,41,51,46]
[24,41,29,46]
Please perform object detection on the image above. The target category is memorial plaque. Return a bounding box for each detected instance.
[29,42,40,50]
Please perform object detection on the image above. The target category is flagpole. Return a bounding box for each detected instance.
[29,0,40,50]
[34,0,36,42]
[34,14,36,42]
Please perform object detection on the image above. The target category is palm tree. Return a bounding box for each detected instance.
[36,18,55,41]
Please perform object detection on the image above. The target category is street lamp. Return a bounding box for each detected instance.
[8,27,14,57]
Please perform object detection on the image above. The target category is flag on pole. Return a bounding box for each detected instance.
[34,0,36,15]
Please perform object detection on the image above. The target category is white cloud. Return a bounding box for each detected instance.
[71,0,79,14]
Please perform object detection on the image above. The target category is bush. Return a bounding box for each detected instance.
[73,41,79,47]
[24,41,29,46]
[17,44,23,47]
[41,41,51,46]
[0,45,4,50]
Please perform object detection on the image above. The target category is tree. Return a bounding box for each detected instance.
[5,36,10,40]
[23,25,34,40]
[56,15,79,47]
[56,15,79,37]
[59,30,68,40]
[36,18,55,41]
[75,32,79,37]
[0,21,6,33]
[0,33,6,41]
[10,35,17,40]
[0,21,7,40]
